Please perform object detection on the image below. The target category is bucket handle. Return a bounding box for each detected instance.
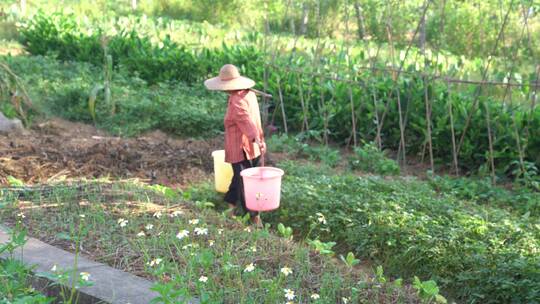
[259,152,265,179]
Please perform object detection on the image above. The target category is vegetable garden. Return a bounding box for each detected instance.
[0,1,539,303]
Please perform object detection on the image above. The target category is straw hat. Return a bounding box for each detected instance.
[204,64,255,91]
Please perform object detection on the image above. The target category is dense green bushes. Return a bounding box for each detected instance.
[262,162,540,303]
[13,13,540,181]
[3,56,224,137]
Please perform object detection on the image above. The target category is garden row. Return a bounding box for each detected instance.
[1,55,224,138]
[0,180,435,304]
[14,13,540,181]
[191,161,540,303]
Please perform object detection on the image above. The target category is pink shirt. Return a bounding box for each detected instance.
[224,90,264,164]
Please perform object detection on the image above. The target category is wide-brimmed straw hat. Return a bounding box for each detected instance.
[204,64,255,91]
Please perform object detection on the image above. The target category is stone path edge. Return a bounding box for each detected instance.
[0,225,199,304]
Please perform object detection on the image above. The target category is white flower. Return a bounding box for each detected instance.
[182,244,192,250]
[189,219,200,225]
[145,224,154,230]
[284,289,295,300]
[51,264,57,272]
[218,229,224,235]
[244,263,255,273]
[208,240,215,247]
[280,267,293,277]
[117,218,128,227]
[176,230,189,239]
[170,210,184,217]
[311,293,320,300]
[148,258,162,267]
[194,227,208,235]
[79,214,85,218]
[244,227,251,232]
[199,275,208,283]
[250,246,257,252]
[153,211,162,219]
[316,212,327,225]
[16,212,25,219]
[80,272,91,281]
[137,231,146,237]
[342,297,349,304]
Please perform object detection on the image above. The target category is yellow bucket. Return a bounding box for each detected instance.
[211,150,233,193]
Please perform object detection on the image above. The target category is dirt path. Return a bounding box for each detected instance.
[0,119,222,187]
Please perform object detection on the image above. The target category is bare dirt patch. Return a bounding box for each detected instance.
[0,119,222,187]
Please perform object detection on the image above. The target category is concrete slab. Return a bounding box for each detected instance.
[0,227,199,304]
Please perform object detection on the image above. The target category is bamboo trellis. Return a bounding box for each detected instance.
[260,0,537,181]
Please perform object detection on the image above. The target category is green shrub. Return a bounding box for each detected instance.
[428,175,540,217]
[349,142,400,175]
[4,56,224,137]
[262,161,540,303]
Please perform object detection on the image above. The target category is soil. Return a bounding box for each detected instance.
[0,118,223,188]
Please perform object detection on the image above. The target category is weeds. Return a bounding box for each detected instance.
[0,180,427,303]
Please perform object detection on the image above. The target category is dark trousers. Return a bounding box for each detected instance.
[224,155,260,217]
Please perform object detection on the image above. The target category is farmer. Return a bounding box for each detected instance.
[204,64,266,225]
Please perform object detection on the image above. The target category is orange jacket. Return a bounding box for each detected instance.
[224,90,264,163]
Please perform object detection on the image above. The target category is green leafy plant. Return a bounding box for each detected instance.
[413,276,447,303]
[277,223,293,240]
[349,142,400,175]
[340,252,360,268]
[307,239,336,256]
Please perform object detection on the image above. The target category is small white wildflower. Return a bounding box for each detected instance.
[189,219,200,225]
[51,264,57,272]
[170,210,184,217]
[153,211,162,219]
[194,227,208,235]
[117,218,128,227]
[342,297,349,304]
[218,229,224,235]
[145,224,154,230]
[148,258,162,267]
[311,293,320,300]
[199,275,208,283]
[250,246,257,252]
[243,227,251,232]
[176,230,190,239]
[208,240,215,247]
[80,272,91,281]
[79,214,85,218]
[316,212,327,225]
[244,263,255,273]
[137,231,146,237]
[284,289,295,300]
[16,212,25,219]
[280,267,293,277]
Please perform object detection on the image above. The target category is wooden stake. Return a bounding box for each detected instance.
[447,81,459,175]
[483,95,496,184]
[276,76,288,134]
[297,74,309,132]
[348,85,357,147]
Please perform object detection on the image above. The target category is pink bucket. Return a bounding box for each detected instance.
[241,167,284,212]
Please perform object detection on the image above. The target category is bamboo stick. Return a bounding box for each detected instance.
[447,81,459,175]
[276,76,288,134]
